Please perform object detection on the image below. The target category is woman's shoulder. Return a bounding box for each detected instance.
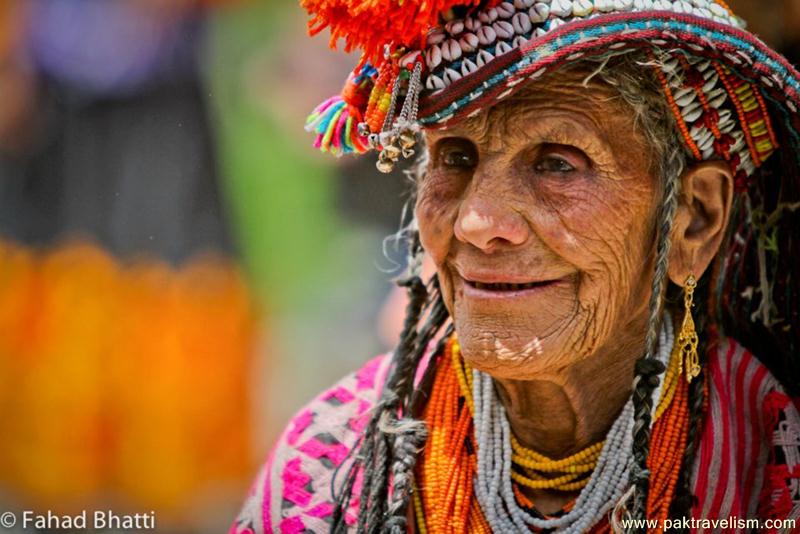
[692,336,800,524]
[230,353,393,534]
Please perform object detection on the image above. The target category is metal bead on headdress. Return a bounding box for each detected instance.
[369,58,424,173]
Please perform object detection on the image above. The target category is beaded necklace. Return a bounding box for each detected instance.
[416,316,691,533]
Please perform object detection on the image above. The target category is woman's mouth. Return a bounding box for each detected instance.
[465,280,557,292]
[460,275,568,299]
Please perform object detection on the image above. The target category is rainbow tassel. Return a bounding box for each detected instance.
[305,95,370,156]
[305,62,377,156]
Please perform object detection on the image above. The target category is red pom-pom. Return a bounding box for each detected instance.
[301,0,494,61]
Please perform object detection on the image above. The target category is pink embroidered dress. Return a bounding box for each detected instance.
[230,338,800,533]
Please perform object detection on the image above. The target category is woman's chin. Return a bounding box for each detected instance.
[455,323,579,380]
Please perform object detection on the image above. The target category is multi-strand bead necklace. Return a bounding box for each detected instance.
[416,316,692,533]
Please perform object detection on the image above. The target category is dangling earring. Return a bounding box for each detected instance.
[677,274,701,383]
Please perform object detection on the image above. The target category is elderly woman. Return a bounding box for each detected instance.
[232,1,800,532]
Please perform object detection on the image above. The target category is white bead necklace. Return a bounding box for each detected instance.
[472,315,674,533]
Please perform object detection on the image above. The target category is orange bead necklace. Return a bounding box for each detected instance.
[415,335,692,533]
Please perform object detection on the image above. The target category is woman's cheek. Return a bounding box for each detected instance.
[416,177,462,256]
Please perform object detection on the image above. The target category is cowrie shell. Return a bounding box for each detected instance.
[478,8,499,23]
[529,2,551,22]
[497,2,516,18]
[514,0,536,8]
[512,12,533,34]
[443,68,462,84]
[707,88,727,108]
[426,29,446,45]
[441,39,462,61]
[493,20,515,39]
[512,35,529,47]
[425,45,442,69]
[459,32,479,53]
[425,74,445,90]
[674,88,697,107]
[399,51,422,69]
[476,49,495,67]
[683,102,704,123]
[549,0,572,17]
[495,41,513,55]
[595,0,614,12]
[461,58,479,76]
[477,25,498,45]
[709,2,728,17]
[572,0,593,17]
[465,17,482,31]
[445,19,465,36]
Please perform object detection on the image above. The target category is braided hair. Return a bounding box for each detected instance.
[331,218,450,532]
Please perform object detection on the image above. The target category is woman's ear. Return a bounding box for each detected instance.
[667,160,734,285]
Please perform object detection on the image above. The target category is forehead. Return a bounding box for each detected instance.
[425,66,638,143]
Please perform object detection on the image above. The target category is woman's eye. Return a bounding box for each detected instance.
[438,142,477,168]
[534,156,576,173]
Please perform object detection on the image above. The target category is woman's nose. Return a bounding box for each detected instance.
[454,196,529,252]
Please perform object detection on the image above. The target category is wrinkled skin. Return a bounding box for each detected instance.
[416,67,732,513]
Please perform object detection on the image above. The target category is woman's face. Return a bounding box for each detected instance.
[416,68,661,380]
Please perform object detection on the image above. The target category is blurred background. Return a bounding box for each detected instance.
[0,0,796,532]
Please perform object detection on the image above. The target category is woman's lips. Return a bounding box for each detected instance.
[460,276,567,299]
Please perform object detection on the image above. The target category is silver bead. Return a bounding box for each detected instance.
[376,155,395,173]
[381,143,402,160]
[398,130,416,149]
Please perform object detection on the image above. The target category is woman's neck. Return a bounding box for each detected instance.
[492,324,647,459]
[490,328,647,515]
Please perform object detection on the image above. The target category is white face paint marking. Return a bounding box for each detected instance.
[531,337,544,356]
[460,209,493,234]
[562,231,578,247]
[492,338,542,361]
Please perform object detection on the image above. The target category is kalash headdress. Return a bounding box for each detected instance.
[303,0,800,394]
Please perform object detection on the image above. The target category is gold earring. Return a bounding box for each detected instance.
[677,274,701,383]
